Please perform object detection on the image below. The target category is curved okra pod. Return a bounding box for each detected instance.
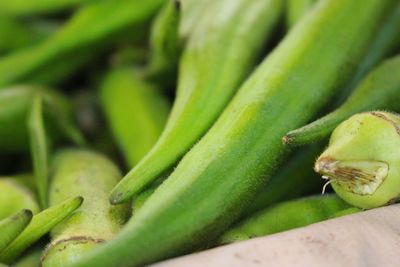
[146,0,181,83]
[99,67,170,167]
[41,150,130,267]
[0,0,164,87]
[0,210,32,253]
[219,195,351,244]
[284,55,400,146]
[28,94,49,208]
[284,2,400,146]
[111,0,285,203]
[72,1,393,266]
[0,178,39,220]
[314,112,400,209]
[0,86,83,153]
[286,0,316,29]
[0,197,83,264]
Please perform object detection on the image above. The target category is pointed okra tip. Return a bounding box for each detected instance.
[314,111,400,209]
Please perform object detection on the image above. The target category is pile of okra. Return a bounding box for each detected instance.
[1,0,400,266]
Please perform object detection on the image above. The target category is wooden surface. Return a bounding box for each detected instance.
[154,204,400,267]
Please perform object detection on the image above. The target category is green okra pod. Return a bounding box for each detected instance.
[0,210,32,253]
[0,178,39,220]
[284,55,400,146]
[0,0,164,87]
[286,0,316,29]
[284,2,400,146]
[73,1,392,266]
[99,67,170,167]
[41,150,129,267]
[111,0,284,203]
[315,111,400,209]
[14,247,42,267]
[0,197,83,264]
[219,195,351,244]
[146,0,181,83]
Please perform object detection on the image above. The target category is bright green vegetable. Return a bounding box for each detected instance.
[0,210,32,253]
[0,197,83,264]
[28,94,49,208]
[0,86,83,153]
[146,0,181,83]
[0,178,39,219]
[330,207,361,218]
[99,67,170,167]
[111,0,285,203]
[246,144,323,215]
[284,55,400,146]
[41,150,129,267]
[219,195,350,244]
[73,1,392,266]
[0,0,164,87]
[315,111,400,209]
[14,247,42,267]
[286,0,316,29]
[0,0,91,16]
[284,2,400,146]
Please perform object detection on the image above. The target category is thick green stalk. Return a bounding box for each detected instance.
[0,0,164,87]
[284,2,400,146]
[41,150,130,267]
[111,0,284,202]
[73,1,392,266]
[219,195,350,244]
[0,178,39,220]
[0,197,83,264]
[99,68,170,168]
[0,210,32,253]
[284,55,400,146]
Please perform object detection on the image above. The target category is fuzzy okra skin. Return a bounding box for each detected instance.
[41,150,130,267]
[0,0,164,87]
[0,178,39,220]
[219,195,350,244]
[111,0,284,203]
[100,67,170,167]
[0,210,32,253]
[284,55,400,146]
[0,197,83,264]
[72,1,392,266]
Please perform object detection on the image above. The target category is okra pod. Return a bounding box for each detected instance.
[315,112,400,209]
[219,195,350,244]
[99,67,170,167]
[284,55,400,146]
[41,150,129,267]
[0,0,164,87]
[284,2,400,146]
[73,1,392,266]
[0,210,32,253]
[0,197,83,264]
[111,0,284,203]
[0,0,89,16]
[0,178,39,220]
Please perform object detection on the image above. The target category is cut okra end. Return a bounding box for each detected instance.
[314,111,400,209]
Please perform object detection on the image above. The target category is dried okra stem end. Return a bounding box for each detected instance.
[315,111,400,209]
